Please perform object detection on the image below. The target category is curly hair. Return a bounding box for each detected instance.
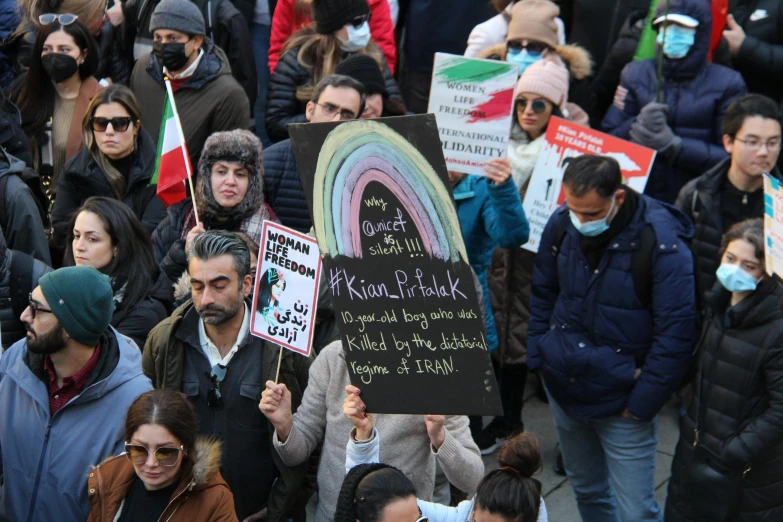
[334,464,416,522]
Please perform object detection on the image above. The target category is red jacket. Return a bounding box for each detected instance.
[268,0,396,73]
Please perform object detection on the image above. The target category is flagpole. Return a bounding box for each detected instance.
[164,77,201,225]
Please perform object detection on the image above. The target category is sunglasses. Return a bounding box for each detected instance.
[125,443,184,467]
[515,98,549,114]
[28,293,53,319]
[90,116,133,132]
[206,363,227,409]
[507,40,549,54]
[38,13,78,26]
[349,13,371,28]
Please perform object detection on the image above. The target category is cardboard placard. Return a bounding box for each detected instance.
[250,221,321,356]
[289,115,502,416]
[427,53,518,176]
[521,117,657,252]
[764,173,783,277]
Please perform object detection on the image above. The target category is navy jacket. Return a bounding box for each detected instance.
[263,139,311,232]
[601,0,747,203]
[528,194,697,421]
[453,175,529,352]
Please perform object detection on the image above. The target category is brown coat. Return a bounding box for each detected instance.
[65,77,101,162]
[87,439,238,522]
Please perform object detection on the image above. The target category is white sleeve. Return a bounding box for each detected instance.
[344,428,380,474]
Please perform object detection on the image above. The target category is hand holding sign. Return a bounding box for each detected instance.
[259,381,293,441]
[424,415,446,450]
[343,385,374,441]
[484,158,512,185]
[185,222,206,254]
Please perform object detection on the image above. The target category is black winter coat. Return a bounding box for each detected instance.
[51,129,167,248]
[111,271,170,350]
[666,280,783,522]
[674,158,782,310]
[94,23,133,85]
[0,230,50,348]
[587,10,646,128]
[262,139,310,232]
[265,45,402,143]
[730,0,783,103]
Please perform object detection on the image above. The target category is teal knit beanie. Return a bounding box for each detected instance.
[39,267,114,346]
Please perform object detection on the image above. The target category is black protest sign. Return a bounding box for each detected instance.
[289,115,502,416]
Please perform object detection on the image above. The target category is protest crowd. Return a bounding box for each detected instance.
[0,0,783,521]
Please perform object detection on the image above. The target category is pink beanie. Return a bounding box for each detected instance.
[514,59,569,109]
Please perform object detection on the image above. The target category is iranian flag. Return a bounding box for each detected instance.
[150,80,191,206]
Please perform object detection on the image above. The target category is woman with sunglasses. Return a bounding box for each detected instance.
[476,0,590,82]
[63,197,169,349]
[342,386,548,522]
[9,15,100,205]
[477,58,589,455]
[51,84,166,251]
[87,389,237,521]
[265,0,402,143]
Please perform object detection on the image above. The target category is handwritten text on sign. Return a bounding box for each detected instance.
[250,221,321,356]
[428,53,518,176]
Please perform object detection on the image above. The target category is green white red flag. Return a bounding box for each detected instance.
[150,79,191,206]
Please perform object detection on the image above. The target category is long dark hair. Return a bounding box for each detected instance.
[334,464,417,522]
[257,268,285,309]
[83,85,142,200]
[63,197,158,310]
[125,389,198,464]
[475,432,543,520]
[11,19,99,134]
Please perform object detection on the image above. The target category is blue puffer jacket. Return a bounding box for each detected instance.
[453,175,529,352]
[528,194,697,421]
[263,138,311,233]
[0,0,19,88]
[0,329,153,522]
[600,0,747,203]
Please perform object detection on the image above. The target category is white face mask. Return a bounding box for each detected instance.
[338,20,371,52]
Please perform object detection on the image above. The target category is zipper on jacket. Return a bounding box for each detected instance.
[26,423,52,522]
[157,481,194,522]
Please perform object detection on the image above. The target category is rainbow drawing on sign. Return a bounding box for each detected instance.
[312,119,467,263]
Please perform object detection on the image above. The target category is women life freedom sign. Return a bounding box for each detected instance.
[427,53,518,176]
[522,117,656,252]
[250,221,321,356]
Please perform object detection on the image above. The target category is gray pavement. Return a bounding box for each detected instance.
[480,379,681,521]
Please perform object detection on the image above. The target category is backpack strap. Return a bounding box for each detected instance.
[0,174,7,231]
[8,250,34,323]
[631,224,657,309]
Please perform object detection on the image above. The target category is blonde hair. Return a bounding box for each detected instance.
[282,25,385,103]
[82,85,142,200]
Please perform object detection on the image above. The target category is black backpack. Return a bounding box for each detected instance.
[552,221,658,308]
[0,147,49,229]
[1,250,35,325]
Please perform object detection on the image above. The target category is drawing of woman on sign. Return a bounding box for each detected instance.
[257,268,286,325]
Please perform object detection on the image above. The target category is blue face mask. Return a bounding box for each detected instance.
[716,263,760,293]
[506,48,542,75]
[339,20,370,52]
[656,24,696,59]
[569,194,617,237]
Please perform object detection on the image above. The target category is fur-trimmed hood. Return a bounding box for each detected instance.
[477,42,593,80]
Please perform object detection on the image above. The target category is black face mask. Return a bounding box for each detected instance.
[41,53,79,83]
[152,41,192,71]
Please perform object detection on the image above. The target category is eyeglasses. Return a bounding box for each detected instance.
[507,40,550,54]
[315,102,357,121]
[206,363,227,409]
[515,98,550,114]
[90,116,133,132]
[38,13,79,26]
[124,443,184,467]
[349,13,371,28]
[28,293,53,319]
[734,137,781,151]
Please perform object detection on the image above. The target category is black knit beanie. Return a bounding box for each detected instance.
[335,54,388,98]
[313,0,370,34]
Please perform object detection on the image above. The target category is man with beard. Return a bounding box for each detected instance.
[143,230,312,522]
[0,266,152,522]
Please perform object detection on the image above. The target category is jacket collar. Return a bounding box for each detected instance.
[451,175,478,201]
[145,40,227,90]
